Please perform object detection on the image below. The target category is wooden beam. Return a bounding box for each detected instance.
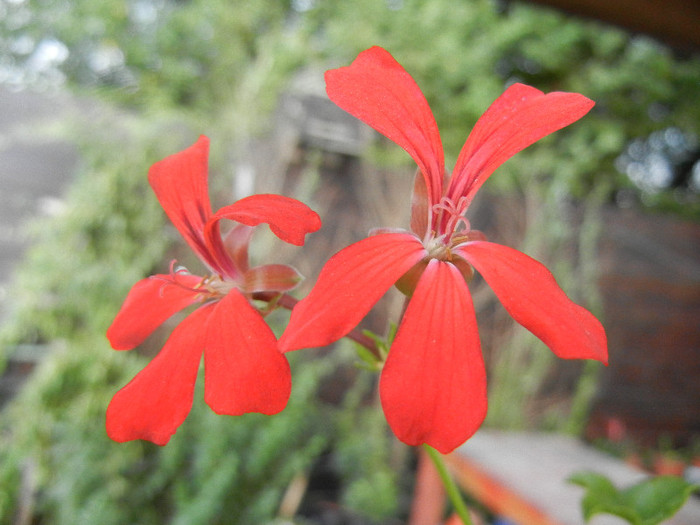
[521,0,700,51]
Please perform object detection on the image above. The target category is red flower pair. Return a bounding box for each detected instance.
[107,47,607,453]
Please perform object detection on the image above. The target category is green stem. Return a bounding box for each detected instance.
[423,444,474,525]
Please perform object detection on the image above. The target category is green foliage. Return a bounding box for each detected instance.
[5,0,699,213]
[3,0,700,521]
[303,0,700,216]
[569,471,700,525]
[353,325,395,372]
[0,339,334,524]
[332,348,405,521]
[0,116,188,346]
[2,0,308,115]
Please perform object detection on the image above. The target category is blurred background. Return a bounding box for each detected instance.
[0,0,698,523]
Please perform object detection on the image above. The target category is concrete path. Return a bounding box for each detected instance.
[0,86,84,321]
[448,430,700,525]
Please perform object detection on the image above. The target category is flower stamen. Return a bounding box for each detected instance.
[431,196,470,239]
[151,260,209,297]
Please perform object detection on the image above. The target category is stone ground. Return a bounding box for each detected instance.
[448,431,700,525]
[0,86,85,322]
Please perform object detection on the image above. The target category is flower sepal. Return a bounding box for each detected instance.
[395,259,428,297]
[243,263,303,294]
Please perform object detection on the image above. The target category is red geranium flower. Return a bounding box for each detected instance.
[279,47,607,454]
[106,136,321,445]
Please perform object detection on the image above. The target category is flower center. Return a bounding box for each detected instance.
[202,274,238,296]
[425,234,452,260]
[396,224,479,297]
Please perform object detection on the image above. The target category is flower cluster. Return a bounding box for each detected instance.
[107,47,607,453]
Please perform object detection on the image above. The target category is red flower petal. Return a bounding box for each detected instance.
[278,233,427,352]
[203,290,291,415]
[410,168,430,239]
[447,84,595,205]
[222,223,254,274]
[456,241,608,363]
[325,46,444,204]
[379,260,487,454]
[207,194,321,250]
[105,304,213,445]
[148,136,221,271]
[107,273,203,350]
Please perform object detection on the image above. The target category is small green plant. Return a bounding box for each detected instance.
[569,471,699,525]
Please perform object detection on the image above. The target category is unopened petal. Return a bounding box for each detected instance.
[204,290,291,415]
[410,168,431,239]
[456,241,608,363]
[448,84,594,205]
[380,260,487,454]
[107,273,203,350]
[279,233,427,352]
[105,304,212,445]
[325,46,444,203]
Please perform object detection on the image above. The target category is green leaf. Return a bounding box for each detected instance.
[354,343,382,371]
[569,472,640,524]
[569,471,700,525]
[625,476,700,525]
